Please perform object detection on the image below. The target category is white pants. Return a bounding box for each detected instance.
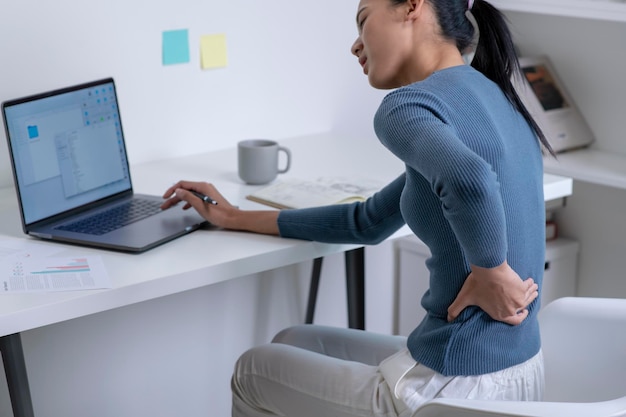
[231,325,544,417]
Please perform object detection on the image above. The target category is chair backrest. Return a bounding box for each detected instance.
[539,297,626,402]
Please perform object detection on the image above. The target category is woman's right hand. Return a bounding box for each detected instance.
[161,180,236,228]
[161,180,280,235]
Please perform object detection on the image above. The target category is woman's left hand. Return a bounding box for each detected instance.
[447,261,539,325]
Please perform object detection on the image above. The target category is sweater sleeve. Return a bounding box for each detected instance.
[277,174,406,245]
[375,89,507,268]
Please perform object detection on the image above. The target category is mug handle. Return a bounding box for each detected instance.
[277,146,291,174]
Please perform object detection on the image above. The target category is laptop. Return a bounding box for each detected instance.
[2,78,207,252]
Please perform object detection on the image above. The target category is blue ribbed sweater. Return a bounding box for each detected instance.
[278,65,545,376]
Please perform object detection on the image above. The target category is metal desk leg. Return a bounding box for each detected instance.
[305,248,366,330]
[305,257,324,324]
[0,333,35,417]
[344,248,365,330]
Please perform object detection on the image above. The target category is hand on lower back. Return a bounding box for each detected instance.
[447,261,539,325]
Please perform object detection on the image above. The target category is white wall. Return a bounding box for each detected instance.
[0,1,396,416]
[0,0,385,187]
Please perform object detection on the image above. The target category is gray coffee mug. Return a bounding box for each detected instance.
[238,139,291,185]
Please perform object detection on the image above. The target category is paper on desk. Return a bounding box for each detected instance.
[0,238,111,293]
[1,255,111,293]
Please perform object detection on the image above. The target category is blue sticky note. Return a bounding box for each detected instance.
[27,125,39,139]
[162,29,190,65]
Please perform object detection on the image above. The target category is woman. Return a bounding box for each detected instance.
[161,0,553,415]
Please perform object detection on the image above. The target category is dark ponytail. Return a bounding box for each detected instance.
[469,0,555,155]
[398,0,555,155]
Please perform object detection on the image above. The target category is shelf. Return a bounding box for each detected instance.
[544,148,626,190]
[491,0,626,23]
[543,173,573,202]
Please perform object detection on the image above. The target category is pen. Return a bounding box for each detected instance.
[190,190,218,205]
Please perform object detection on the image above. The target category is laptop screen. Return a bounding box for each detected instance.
[3,79,132,226]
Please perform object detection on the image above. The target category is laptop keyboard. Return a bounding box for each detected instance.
[57,199,163,235]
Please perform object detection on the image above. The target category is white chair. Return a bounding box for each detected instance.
[413,297,626,417]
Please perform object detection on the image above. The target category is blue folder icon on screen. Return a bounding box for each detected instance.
[27,125,39,139]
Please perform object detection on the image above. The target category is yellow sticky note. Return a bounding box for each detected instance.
[200,34,228,69]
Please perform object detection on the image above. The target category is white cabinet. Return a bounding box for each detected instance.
[392,236,579,336]
[542,238,580,306]
[393,236,431,336]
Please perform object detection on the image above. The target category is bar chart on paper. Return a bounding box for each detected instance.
[2,256,111,293]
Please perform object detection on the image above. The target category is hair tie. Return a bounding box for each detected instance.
[468,0,475,10]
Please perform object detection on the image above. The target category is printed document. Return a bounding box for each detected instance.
[0,238,111,293]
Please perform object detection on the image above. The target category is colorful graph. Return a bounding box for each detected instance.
[30,258,91,275]
[2,256,110,293]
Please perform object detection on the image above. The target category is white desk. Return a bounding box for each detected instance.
[0,132,572,417]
